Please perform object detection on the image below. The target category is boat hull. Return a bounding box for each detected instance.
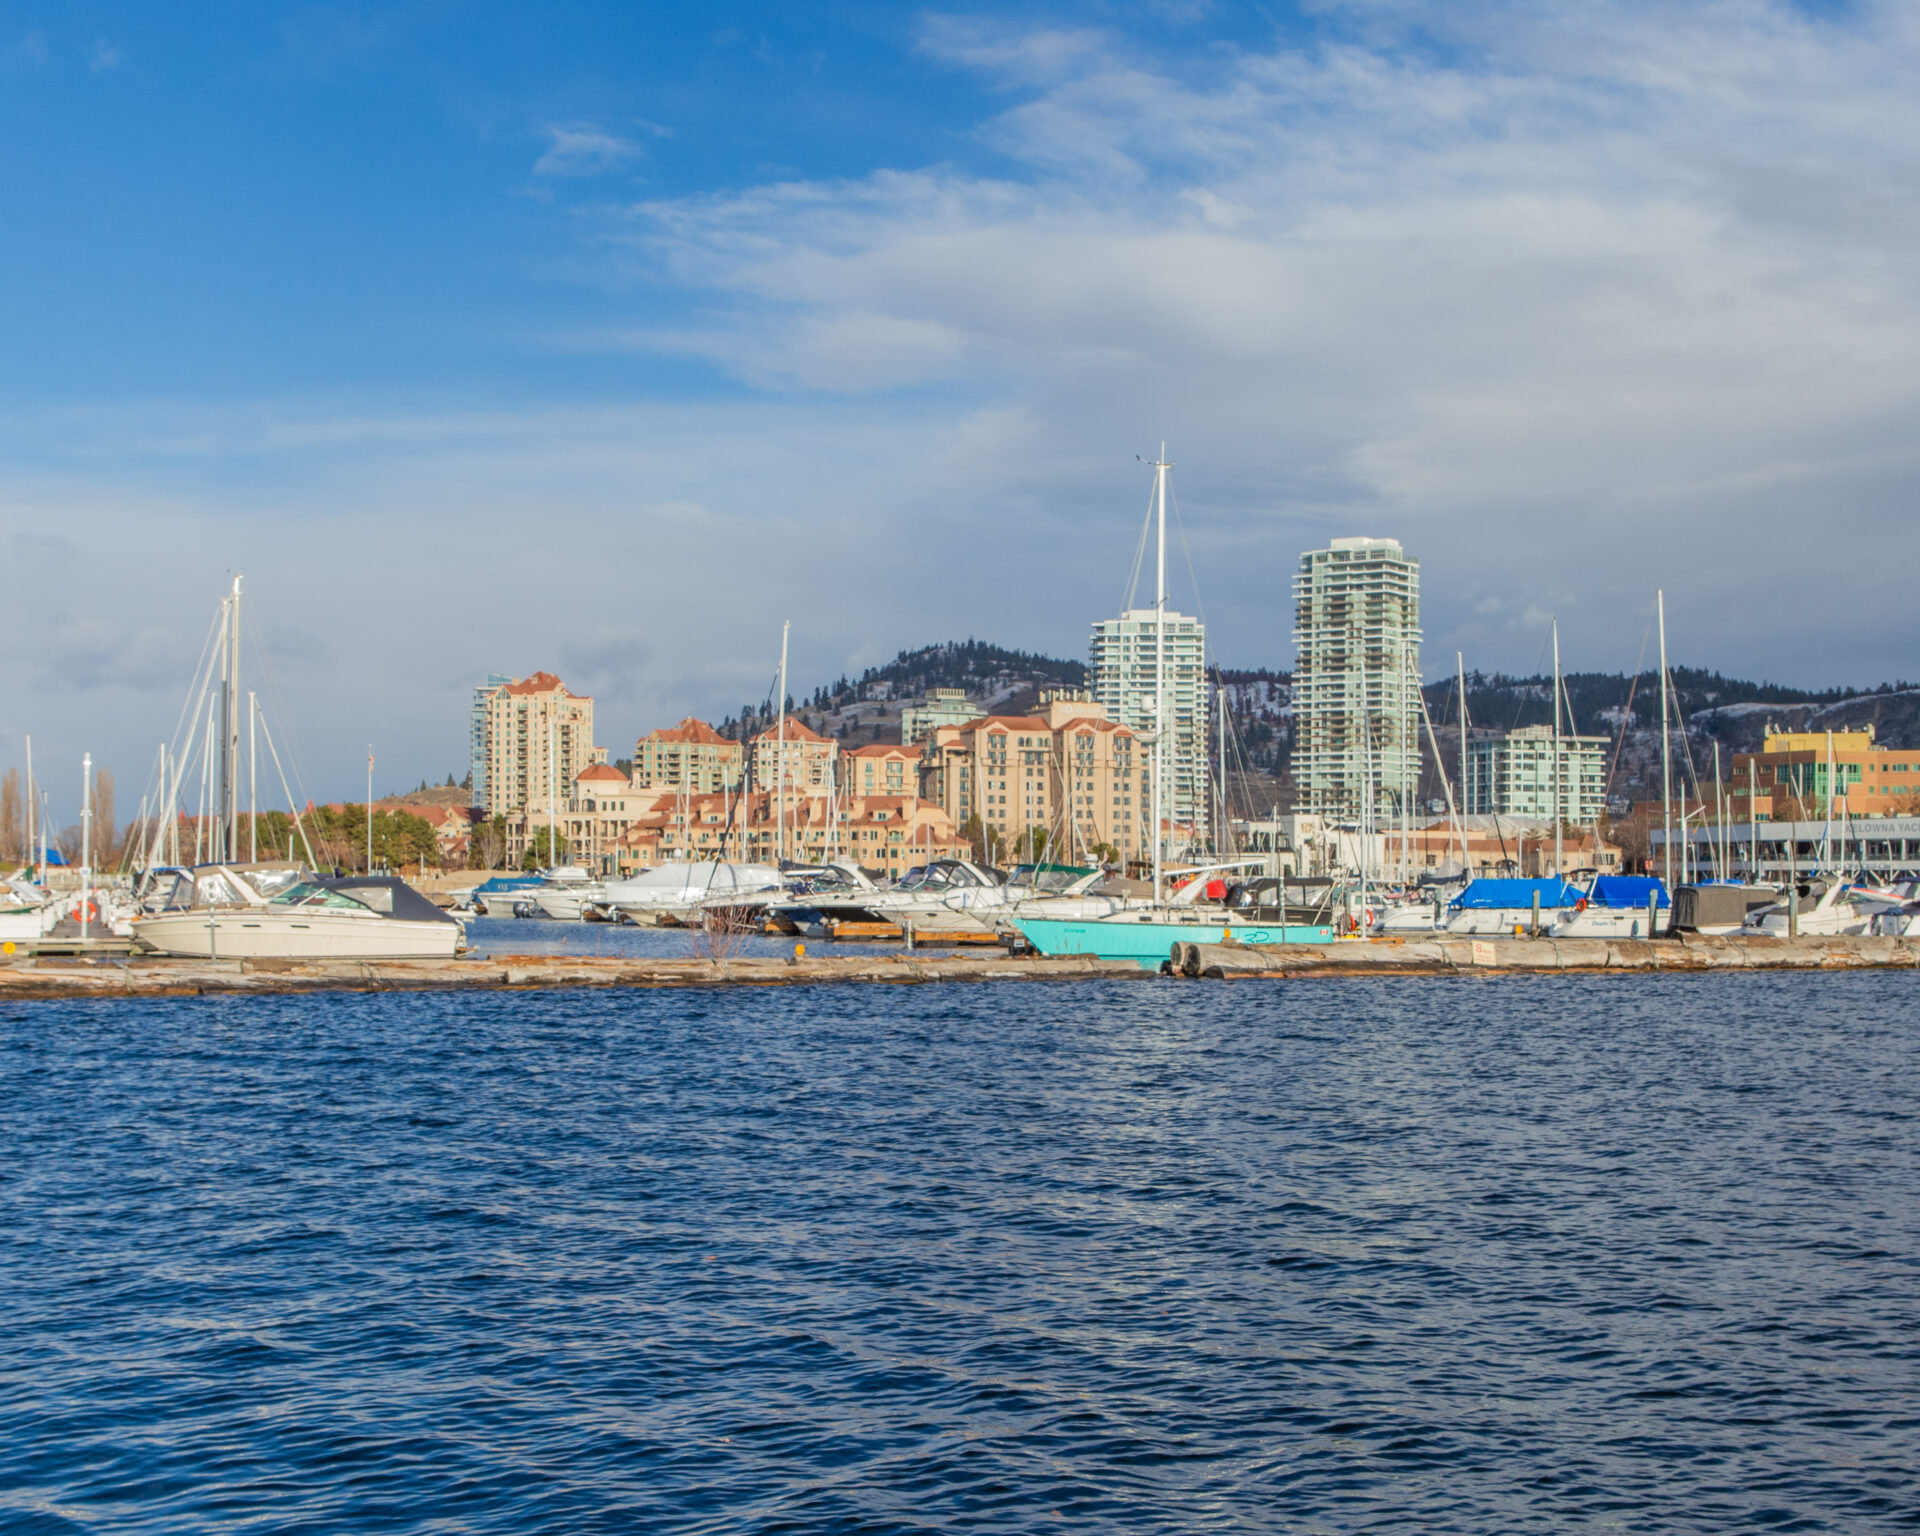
[1012,916,1337,968]
[132,910,461,960]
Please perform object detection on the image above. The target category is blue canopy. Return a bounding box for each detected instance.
[474,874,542,894]
[1450,877,1583,910]
[35,848,69,867]
[1588,875,1669,910]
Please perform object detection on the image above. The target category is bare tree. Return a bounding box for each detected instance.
[0,769,20,862]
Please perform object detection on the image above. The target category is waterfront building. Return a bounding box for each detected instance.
[1727,724,1920,821]
[614,790,963,878]
[1291,536,1422,823]
[507,765,662,873]
[1654,812,1920,882]
[923,694,1144,864]
[751,718,837,795]
[1465,725,1606,826]
[470,674,512,809]
[481,671,596,819]
[901,688,978,746]
[633,717,744,795]
[1089,615,1208,847]
[841,742,919,799]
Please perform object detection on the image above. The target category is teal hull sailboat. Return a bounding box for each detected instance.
[1011,914,1338,968]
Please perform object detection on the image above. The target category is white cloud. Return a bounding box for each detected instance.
[535,122,645,178]
[601,1,1920,680]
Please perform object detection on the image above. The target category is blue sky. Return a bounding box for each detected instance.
[6,0,1917,814]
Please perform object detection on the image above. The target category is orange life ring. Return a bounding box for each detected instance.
[1575,897,1588,912]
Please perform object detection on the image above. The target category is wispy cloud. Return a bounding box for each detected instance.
[599,2,1920,673]
[535,122,647,178]
[89,40,124,72]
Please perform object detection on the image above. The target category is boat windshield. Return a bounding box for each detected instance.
[269,882,374,912]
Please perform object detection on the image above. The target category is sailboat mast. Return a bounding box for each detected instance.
[1823,729,1834,870]
[226,576,241,862]
[1720,737,1735,883]
[1216,677,1227,856]
[1551,616,1562,880]
[1657,590,1672,888]
[775,620,790,867]
[1152,447,1169,905]
[1457,652,1468,868]
[23,735,32,878]
[248,692,257,862]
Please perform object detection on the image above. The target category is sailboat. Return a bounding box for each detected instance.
[129,579,464,960]
[1010,450,1337,967]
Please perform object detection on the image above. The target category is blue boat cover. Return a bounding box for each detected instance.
[1450,877,1583,910]
[474,875,542,894]
[1587,875,1669,909]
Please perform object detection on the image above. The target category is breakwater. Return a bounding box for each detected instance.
[1,933,1915,999]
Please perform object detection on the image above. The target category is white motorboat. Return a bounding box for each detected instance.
[131,866,465,959]
[604,861,786,924]
[1746,877,1871,937]
[0,877,53,944]
[527,867,601,920]
[784,859,1005,938]
[1844,880,1920,936]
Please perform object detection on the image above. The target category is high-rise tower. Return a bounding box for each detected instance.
[1292,537,1422,822]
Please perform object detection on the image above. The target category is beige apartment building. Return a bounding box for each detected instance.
[751,718,837,795]
[615,789,963,877]
[633,717,744,794]
[507,764,665,873]
[923,694,1146,863]
[841,742,919,799]
[482,671,596,818]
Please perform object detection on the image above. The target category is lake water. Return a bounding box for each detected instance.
[3,973,1915,1532]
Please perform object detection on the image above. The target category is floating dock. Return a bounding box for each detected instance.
[0,933,1914,999]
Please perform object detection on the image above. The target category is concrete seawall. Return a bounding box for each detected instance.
[0,933,1915,1000]
[1171,933,1920,978]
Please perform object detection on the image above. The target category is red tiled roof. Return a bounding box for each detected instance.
[505,670,569,696]
[977,716,1049,732]
[753,718,831,744]
[575,764,628,783]
[849,742,916,758]
[644,717,733,746]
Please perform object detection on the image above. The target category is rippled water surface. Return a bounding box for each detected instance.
[3,974,1917,1533]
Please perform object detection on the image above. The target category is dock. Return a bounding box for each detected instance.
[0,933,1914,999]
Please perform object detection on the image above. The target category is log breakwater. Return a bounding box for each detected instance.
[0,933,1915,1000]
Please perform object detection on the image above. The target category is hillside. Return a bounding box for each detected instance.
[710,639,1917,806]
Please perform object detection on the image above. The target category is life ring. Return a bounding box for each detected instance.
[1575,897,1588,913]
[1363,908,1375,927]
[77,899,100,924]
